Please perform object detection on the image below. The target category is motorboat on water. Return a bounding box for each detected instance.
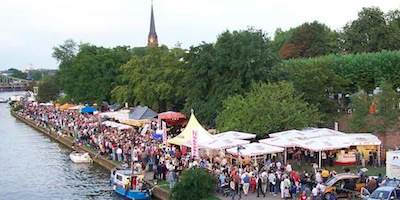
[69,151,92,163]
[110,169,151,200]
[0,98,7,103]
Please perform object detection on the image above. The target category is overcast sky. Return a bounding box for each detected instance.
[0,0,399,70]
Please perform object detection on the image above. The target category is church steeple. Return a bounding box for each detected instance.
[148,0,158,47]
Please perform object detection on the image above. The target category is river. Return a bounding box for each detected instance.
[0,92,124,200]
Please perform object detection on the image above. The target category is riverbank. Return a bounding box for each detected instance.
[11,110,169,200]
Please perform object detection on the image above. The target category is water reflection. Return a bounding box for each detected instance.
[0,92,123,200]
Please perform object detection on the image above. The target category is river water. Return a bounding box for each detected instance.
[0,92,124,200]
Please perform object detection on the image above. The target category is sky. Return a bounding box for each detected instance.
[0,0,399,70]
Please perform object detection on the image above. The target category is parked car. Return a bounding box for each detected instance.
[324,173,366,199]
[362,186,400,200]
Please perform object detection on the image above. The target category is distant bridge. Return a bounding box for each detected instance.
[0,74,30,92]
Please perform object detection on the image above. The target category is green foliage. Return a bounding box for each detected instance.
[184,28,280,125]
[56,44,131,103]
[112,46,186,111]
[171,168,216,200]
[216,82,320,137]
[278,21,339,59]
[277,51,400,94]
[341,7,400,53]
[52,39,78,65]
[377,81,399,127]
[7,68,27,79]
[271,58,347,122]
[349,90,371,131]
[36,75,60,103]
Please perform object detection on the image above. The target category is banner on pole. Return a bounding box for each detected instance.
[162,121,167,145]
[191,130,199,159]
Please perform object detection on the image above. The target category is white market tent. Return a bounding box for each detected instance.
[100,110,130,121]
[259,137,299,148]
[346,133,381,146]
[214,131,256,140]
[295,135,353,152]
[102,120,132,130]
[226,142,284,157]
[168,112,214,147]
[265,128,382,168]
[200,138,250,150]
[39,102,53,106]
[68,105,84,110]
[269,128,345,139]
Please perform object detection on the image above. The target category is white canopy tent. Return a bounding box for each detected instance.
[226,142,284,157]
[100,110,130,121]
[200,138,250,150]
[259,136,300,164]
[102,120,132,130]
[214,131,256,140]
[346,134,381,146]
[168,112,214,147]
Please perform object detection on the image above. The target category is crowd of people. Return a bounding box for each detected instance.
[16,101,388,200]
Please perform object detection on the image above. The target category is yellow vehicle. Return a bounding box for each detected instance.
[324,173,366,199]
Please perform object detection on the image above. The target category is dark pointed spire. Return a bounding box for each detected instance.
[148,0,158,47]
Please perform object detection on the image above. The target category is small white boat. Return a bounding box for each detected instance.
[69,151,92,163]
[0,98,7,103]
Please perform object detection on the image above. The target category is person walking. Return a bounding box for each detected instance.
[242,172,250,196]
[268,171,276,195]
[256,173,265,197]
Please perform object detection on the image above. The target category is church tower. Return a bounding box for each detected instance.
[147,1,158,47]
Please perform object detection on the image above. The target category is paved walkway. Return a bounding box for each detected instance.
[217,192,282,200]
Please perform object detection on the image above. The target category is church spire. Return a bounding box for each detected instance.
[148,0,158,47]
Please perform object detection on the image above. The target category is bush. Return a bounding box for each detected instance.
[171,168,216,200]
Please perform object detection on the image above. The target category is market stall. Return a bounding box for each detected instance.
[226,142,284,166]
[214,131,256,140]
[168,112,214,147]
[102,120,132,130]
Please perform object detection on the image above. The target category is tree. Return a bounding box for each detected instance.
[279,21,339,59]
[377,81,399,127]
[216,82,320,137]
[341,7,400,53]
[184,28,279,126]
[270,57,348,122]
[349,90,370,131]
[36,75,60,103]
[270,28,295,55]
[112,46,186,111]
[57,44,131,103]
[171,168,216,200]
[52,39,78,66]
[7,68,27,79]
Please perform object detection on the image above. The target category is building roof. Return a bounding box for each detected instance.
[129,106,157,120]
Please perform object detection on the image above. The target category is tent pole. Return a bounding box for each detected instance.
[319,151,322,168]
[284,147,287,165]
[378,145,381,167]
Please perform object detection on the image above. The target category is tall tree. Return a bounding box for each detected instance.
[112,46,186,112]
[270,57,348,122]
[184,28,279,125]
[341,7,400,53]
[377,81,399,127]
[57,44,131,103]
[36,75,60,103]
[216,82,320,137]
[279,21,339,59]
[349,90,371,131]
[52,39,78,67]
